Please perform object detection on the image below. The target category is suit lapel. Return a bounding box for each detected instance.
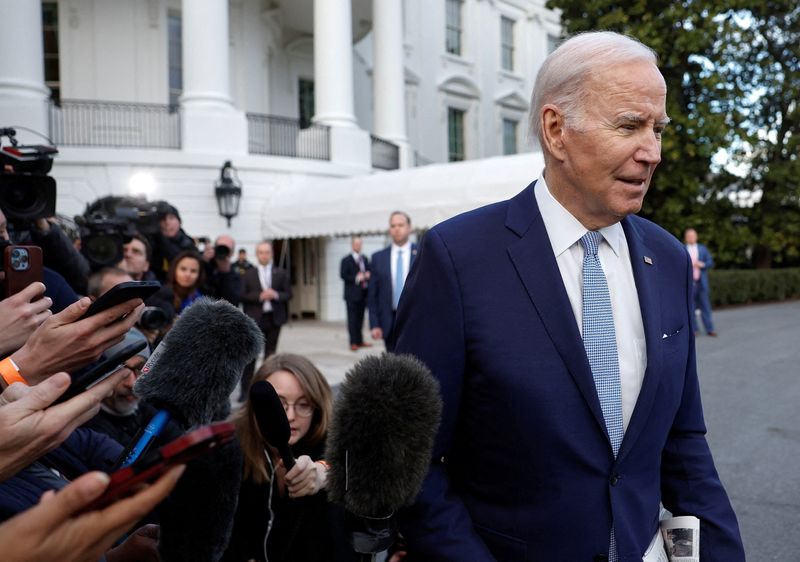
[617,217,663,462]
[505,184,609,441]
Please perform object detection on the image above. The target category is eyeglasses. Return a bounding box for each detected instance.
[279,399,315,418]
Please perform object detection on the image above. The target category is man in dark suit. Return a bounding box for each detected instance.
[340,237,372,351]
[393,32,744,561]
[368,211,416,352]
[240,241,292,398]
[684,228,717,336]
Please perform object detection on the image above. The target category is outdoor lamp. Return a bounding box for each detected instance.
[214,160,242,227]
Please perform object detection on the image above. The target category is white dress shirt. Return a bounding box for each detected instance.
[390,241,412,309]
[534,175,647,430]
[259,262,273,313]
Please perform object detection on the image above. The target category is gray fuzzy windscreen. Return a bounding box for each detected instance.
[325,353,442,517]
[134,297,263,427]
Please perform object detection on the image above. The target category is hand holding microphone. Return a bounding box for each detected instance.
[284,455,328,498]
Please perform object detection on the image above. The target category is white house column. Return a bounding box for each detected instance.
[0,0,49,139]
[372,0,410,167]
[180,0,246,154]
[313,0,370,169]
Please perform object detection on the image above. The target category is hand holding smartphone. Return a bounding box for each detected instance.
[2,245,43,298]
[81,281,161,319]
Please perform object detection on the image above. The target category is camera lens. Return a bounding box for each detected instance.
[83,234,123,268]
[138,306,169,331]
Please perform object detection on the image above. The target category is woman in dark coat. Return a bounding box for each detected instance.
[222,354,354,562]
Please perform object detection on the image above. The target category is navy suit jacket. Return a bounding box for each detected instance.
[368,244,416,339]
[394,183,743,561]
[341,253,370,302]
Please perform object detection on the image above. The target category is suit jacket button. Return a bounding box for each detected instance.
[610,473,620,486]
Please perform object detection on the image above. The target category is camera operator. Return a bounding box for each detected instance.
[201,234,241,306]
[25,216,90,296]
[150,203,197,282]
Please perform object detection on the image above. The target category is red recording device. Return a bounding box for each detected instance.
[82,421,236,513]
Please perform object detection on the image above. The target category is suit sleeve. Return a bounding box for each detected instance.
[367,254,380,330]
[241,270,261,304]
[660,252,744,561]
[702,244,714,270]
[341,257,355,283]
[393,229,495,561]
[274,269,292,302]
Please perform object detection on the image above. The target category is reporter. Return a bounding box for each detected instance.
[0,282,52,356]
[0,369,129,482]
[3,295,143,387]
[222,354,353,562]
[0,465,184,562]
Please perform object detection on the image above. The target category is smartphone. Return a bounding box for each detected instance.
[82,280,161,319]
[81,421,236,513]
[54,339,148,405]
[3,245,43,298]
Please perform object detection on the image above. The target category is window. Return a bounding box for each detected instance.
[500,17,515,71]
[502,119,518,155]
[445,0,462,56]
[298,79,315,129]
[448,107,465,162]
[168,11,183,108]
[42,2,60,104]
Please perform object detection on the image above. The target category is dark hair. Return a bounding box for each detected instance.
[167,250,205,310]
[234,353,333,484]
[128,232,152,262]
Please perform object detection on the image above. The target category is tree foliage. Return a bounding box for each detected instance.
[546,0,799,268]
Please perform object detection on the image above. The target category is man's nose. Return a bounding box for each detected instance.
[636,132,662,165]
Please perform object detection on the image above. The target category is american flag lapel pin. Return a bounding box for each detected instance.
[643,256,653,265]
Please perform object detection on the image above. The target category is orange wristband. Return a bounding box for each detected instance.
[0,357,27,386]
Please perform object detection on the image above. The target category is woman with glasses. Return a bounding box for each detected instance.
[223,353,353,562]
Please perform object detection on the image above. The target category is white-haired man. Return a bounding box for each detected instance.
[393,31,744,561]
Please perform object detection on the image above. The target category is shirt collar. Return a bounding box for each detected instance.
[392,241,411,253]
[534,173,622,257]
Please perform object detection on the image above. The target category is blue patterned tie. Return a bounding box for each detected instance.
[393,250,404,309]
[580,231,624,562]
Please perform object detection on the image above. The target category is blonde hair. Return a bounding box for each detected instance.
[234,354,333,484]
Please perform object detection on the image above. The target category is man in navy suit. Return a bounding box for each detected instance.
[341,236,372,351]
[684,228,717,336]
[368,211,415,352]
[393,32,743,561]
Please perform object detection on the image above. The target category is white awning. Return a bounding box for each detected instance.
[261,151,545,239]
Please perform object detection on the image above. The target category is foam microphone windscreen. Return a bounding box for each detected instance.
[134,297,263,427]
[325,353,442,517]
[249,380,296,470]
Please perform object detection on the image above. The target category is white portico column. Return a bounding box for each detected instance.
[0,0,50,140]
[180,0,246,154]
[313,0,370,169]
[372,0,410,168]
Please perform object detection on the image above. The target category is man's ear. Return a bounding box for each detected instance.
[540,105,567,162]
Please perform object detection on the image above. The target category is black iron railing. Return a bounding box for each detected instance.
[371,135,400,170]
[247,113,330,160]
[49,100,181,149]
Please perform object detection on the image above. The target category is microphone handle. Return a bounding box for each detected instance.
[277,444,296,471]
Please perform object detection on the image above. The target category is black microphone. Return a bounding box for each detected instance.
[130,297,262,562]
[134,296,263,427]
[249,380,296,470]
[325,353,442,556]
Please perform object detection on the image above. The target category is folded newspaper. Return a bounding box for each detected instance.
[642,515,700,562]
